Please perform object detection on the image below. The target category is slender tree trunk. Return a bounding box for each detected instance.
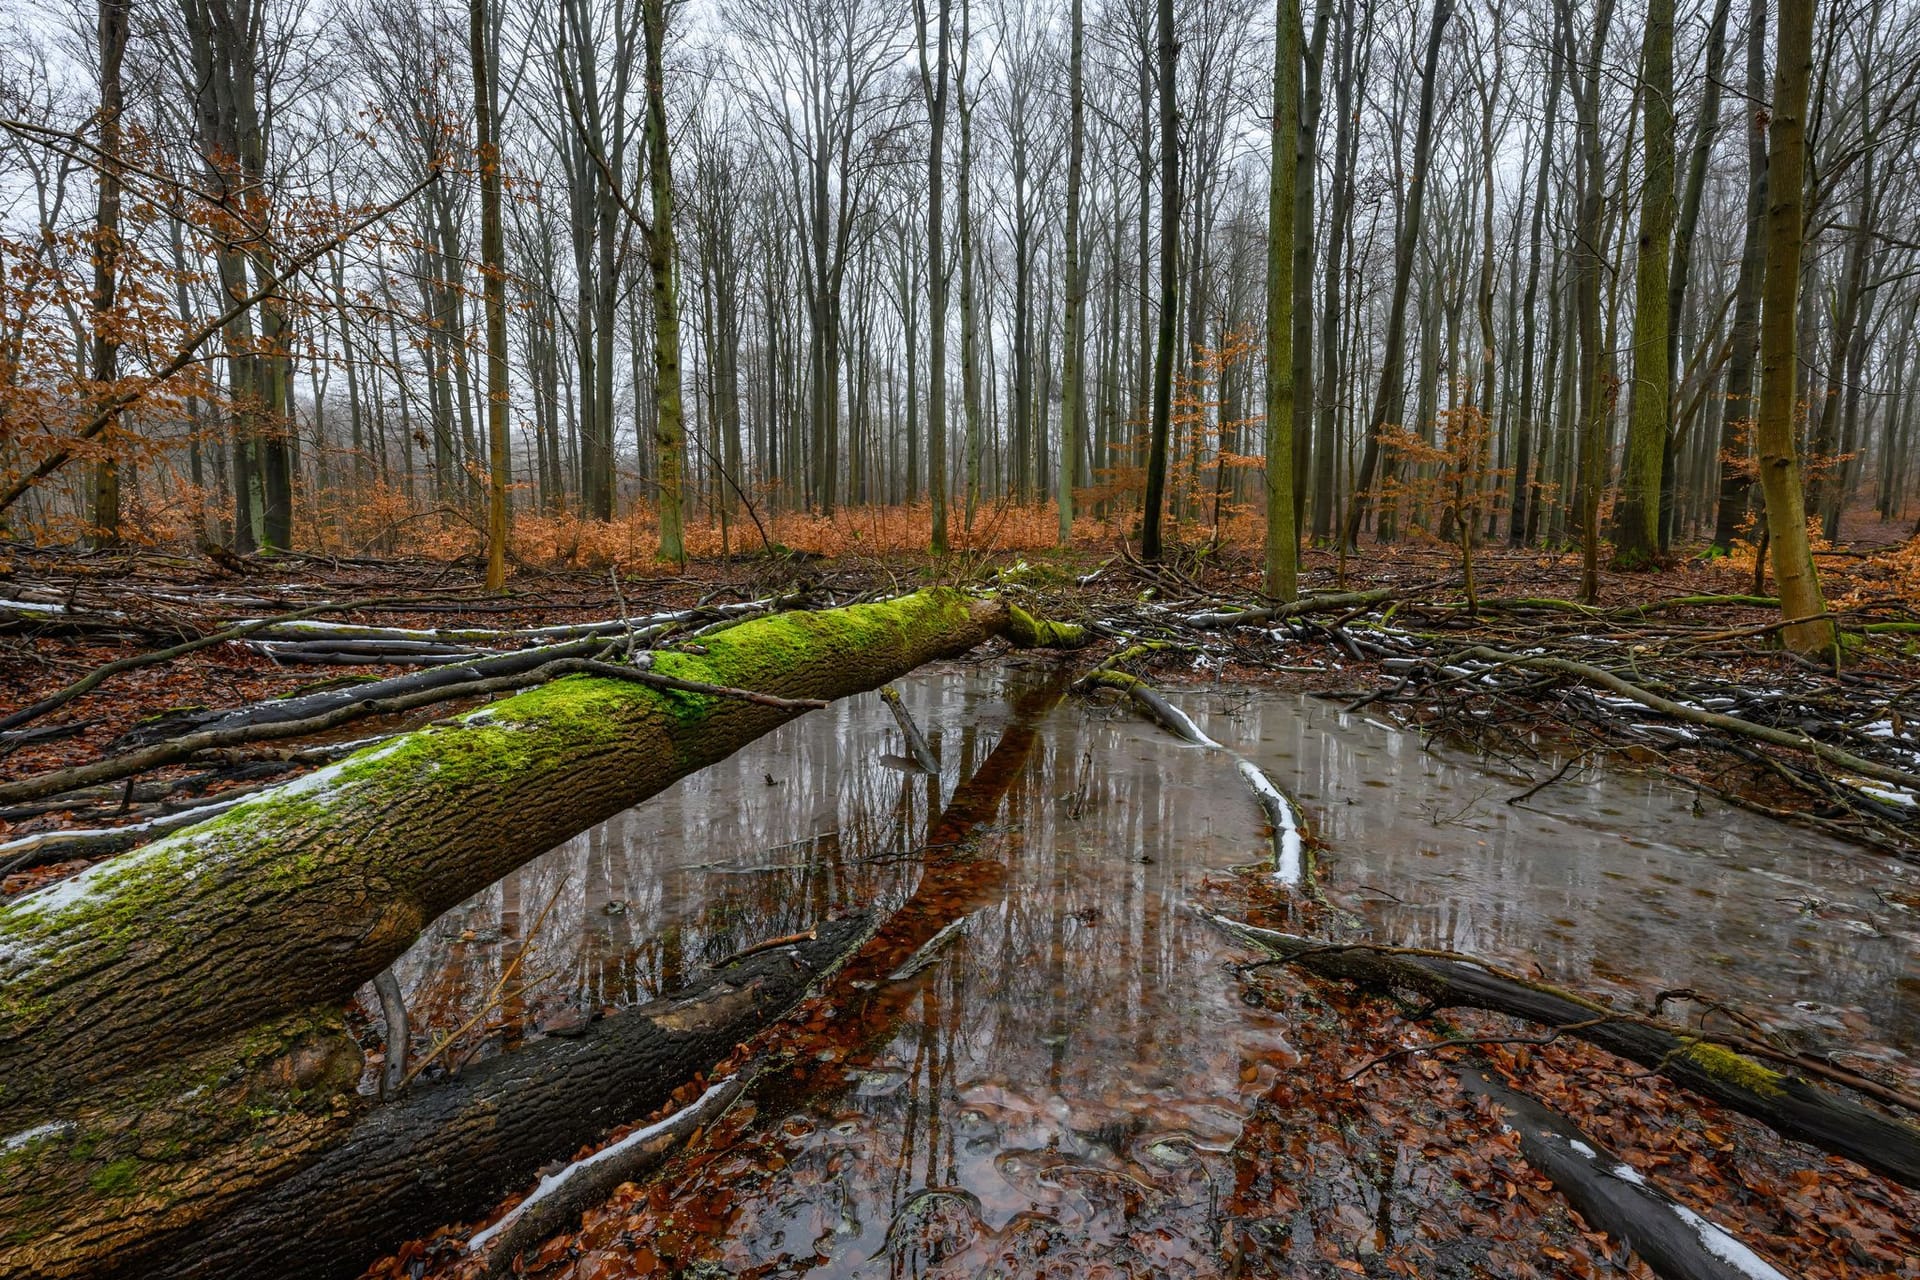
[919,0,951,553]
[1057,0,1085,546]
[1660,0,1730,550]
[1289,0,1329,546]
[1140,0,1180,561]
[88,0,130,548]
[1263,0,1300,597]
[1311,0,1357,541]
[1712,0,1768,553]
[1342,0,1452,550]
[1754,0,1832,655]
[1510,32,1559,546]
[1615,0,1674,566]
[470,0,511,589]
[641,0,686,563]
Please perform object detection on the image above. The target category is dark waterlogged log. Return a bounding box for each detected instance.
[1461,1071,1792,1280]
[1206,912,1920,1189]
[117,918,876,1280]
[0,590,1088,1279]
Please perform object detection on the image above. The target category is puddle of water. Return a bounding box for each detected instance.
[1182,688,1920,1060]
[374,669,1917,1275]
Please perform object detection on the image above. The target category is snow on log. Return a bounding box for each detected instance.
[1463,1071,1793,1280]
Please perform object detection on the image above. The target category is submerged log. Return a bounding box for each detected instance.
[1207,912,1920,1190]
[0,590,1085,1278]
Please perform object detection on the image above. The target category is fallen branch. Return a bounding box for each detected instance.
[470,1069,757,1276]
[1076,668,1309,887]
[880,685,939,774]
[1204,910,1920,1189]
[0,596,426,733]
[1451,643,1920,793]
[1182,587,1395,630]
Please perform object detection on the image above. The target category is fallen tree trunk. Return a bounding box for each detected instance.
[100,917,877,1280]
[10,655,1065,1280]
[1205,912,1920,1189]
[0,591,1085,1123]
[1461,1070,1793,1280]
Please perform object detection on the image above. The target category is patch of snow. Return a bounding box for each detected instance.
[2,1120,71,1152]
[2,839,179,924]
[1566,1139,1597,1159]
[1669,1204,1792,1280]
[467,1075,736,1254]
[1843,776,1918,807]
[1609,1161,1647,1187]
[0,599,67,613]
[265,735,413,804]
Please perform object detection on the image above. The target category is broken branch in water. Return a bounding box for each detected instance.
[469,1068,760,1276]
[879,685,940,773]
[1075,665,1310,889]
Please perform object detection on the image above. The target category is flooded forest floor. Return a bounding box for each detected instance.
[4,538,1919,1278]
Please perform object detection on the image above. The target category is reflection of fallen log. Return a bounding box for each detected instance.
[1204,912,1920,1190]
[1461,1070,1792,1280]
[0,589,1087,1279]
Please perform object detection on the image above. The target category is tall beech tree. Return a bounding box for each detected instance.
[1615,0,1674,567]
[1753,0,1833,656]
[1343,0,1451,551]
[1264,0,1299,599]
[1138,0,1178,562]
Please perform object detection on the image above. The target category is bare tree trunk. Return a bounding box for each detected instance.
[1140,0,1180,560]
[1615,0,1674,566]
[471,0,511,589]
[642,0,686,563]
[1660,0,1731,551]
[1712,0,1768,553]
[1057,0,1085,546]
[1754,0,1833,655]
[87,0,130,548]
[1510,19,1559,546]
[918,0,951,553]
[1264,0,1300,597]
[1311,0,1359,541]
[1342,0,1452,550]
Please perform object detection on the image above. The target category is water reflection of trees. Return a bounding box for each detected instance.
[679,681,1297,1277]
[1189,690,1918,1057]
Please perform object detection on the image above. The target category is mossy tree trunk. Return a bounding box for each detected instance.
[0,590,1085,1277]
[1614,0,1674,567]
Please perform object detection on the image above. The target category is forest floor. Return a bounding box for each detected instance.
[4,531,1919,1278]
